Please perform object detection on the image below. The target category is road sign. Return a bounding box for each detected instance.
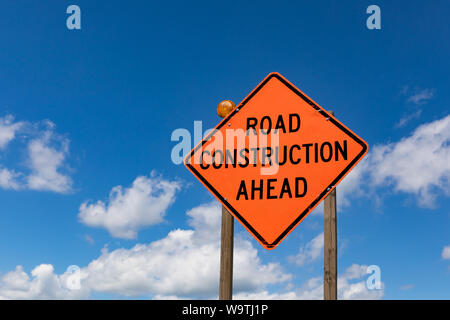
[185,72,368,249]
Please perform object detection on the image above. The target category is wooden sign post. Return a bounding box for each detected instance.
[219,205,234,300]
[323,111,337,300]
[217,100,235,300]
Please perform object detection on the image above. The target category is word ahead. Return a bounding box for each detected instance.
[185,73,368,249]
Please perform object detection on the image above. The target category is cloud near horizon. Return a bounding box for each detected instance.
[0,202,383,300]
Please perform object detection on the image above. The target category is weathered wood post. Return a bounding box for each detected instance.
[324,110,337,300]
[217,100,235,300]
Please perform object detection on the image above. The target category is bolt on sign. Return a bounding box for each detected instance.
[185,73,368,249]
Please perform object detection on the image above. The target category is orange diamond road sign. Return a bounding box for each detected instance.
[184,72,368,249]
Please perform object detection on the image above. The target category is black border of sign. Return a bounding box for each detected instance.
[185,73,368,249]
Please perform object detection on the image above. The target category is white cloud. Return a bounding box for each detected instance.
[395,87,434,127]
[234,277,323,300]
[339,277,383,300]
[84,235,95,245]
[0,115,23,149]
[81,202,290,297]
[400,284,414,291]
[2,263,383,300]
[234,290,302,300]
[342,263,369,280]
[311,201,323,215]
[0,168,22,190]
[395,109,422,128]
[370,115,450,207]
[0,202,383,300]
[338,115,450,208]
[0,203,289,299]
[78,174,181,239]
[0,203,290,299]
[289,232,323,266]
[0,265,88,300]
[0,115,72,194]
[235,264,384,300]
[26,129,72,193]
[332,154,372,209]
[442,245,450,260]
[406,88,435,105]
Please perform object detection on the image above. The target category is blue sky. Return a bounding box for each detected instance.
[0,0,449,299]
